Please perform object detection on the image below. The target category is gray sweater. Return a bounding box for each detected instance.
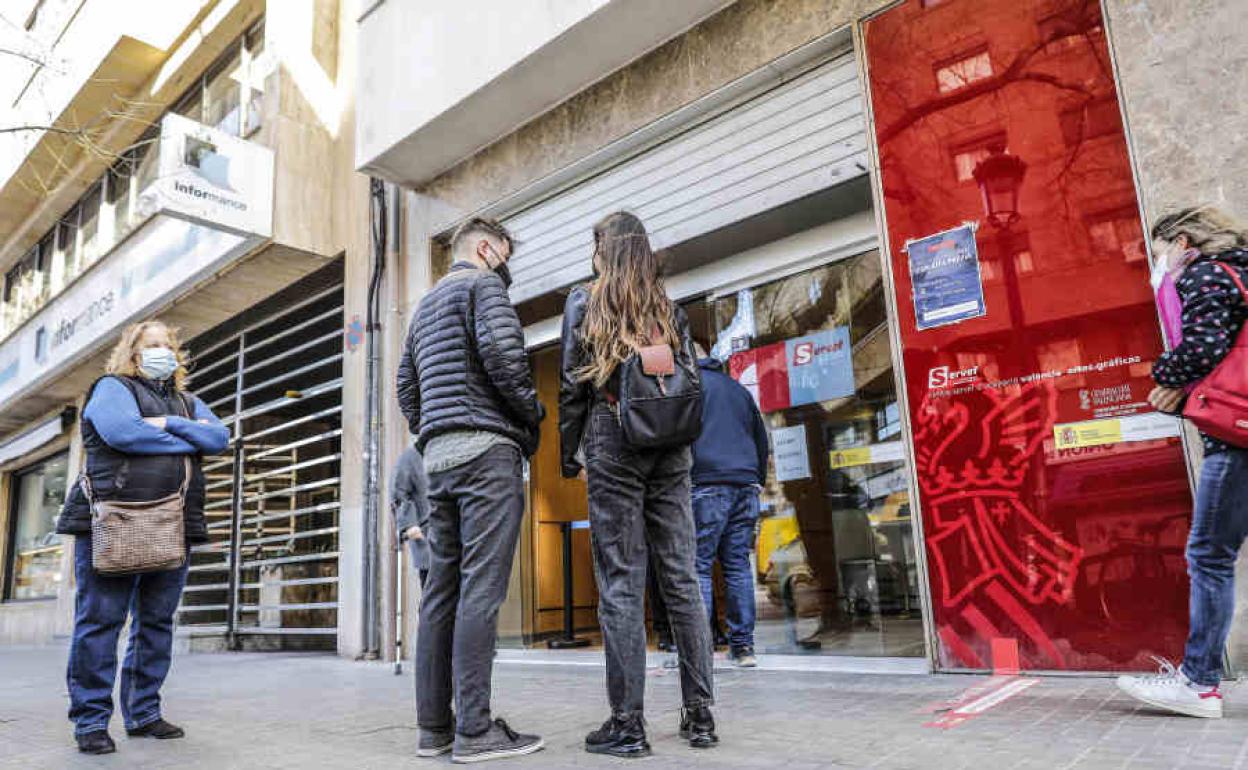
[390,445,431,570]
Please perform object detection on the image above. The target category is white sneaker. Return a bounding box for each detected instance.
[1115,658,1223,719]
[730,647,758,668]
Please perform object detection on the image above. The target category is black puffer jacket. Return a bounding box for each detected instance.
[397,262,544,456]
[558,284,696,477]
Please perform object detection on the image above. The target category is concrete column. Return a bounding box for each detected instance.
[55,398,87,640]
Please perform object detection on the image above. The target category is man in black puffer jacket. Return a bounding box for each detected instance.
[396,217,545,763]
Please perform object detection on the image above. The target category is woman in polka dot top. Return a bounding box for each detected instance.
[1118,206,1248,719]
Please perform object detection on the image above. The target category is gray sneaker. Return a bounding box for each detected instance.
[452,719,544,764]
[417,726,454,757]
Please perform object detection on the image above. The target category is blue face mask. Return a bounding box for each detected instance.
[139,347,178,381]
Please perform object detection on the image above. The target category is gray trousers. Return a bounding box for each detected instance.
[416,443,523,736]
[584,403,714,716]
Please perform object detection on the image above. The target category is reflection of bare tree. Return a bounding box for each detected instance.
[0,40,161,198]
[875,0,1101,147]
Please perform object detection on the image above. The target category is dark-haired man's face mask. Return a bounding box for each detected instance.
[483,242,513,288]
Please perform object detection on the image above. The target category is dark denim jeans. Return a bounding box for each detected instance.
[693,484,760,650]
[1182,447,1248,686]
[584,403,714,717]
[67,534,189,736]
[416,443,524,737]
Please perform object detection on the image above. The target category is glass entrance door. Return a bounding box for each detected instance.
[696,252,924,657]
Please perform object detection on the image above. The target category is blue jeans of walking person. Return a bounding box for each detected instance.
[693,485,760,652]
[67,535,190,736]
[1182,447,1248,686]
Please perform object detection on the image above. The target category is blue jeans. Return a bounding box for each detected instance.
[1181,448,1248,686]
[67,535,189,735]
[693,485,760,650]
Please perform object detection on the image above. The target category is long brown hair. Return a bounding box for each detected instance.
[105,320,189,391]
[575,212,678,387]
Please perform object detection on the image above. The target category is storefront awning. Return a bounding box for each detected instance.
[0,413,67,467]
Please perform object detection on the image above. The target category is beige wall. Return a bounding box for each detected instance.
[417,0,888,221]
[1106,0,1248,225]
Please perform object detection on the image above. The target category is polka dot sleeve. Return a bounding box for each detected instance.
[1151,259,1247,388]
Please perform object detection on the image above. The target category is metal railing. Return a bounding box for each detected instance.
[178,277,344,648]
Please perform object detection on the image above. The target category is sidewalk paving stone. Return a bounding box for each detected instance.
[1,646,1246,769]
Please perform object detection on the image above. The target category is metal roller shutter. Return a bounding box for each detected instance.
[502,51,868,304]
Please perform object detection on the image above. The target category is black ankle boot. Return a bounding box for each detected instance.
[679,706,718,748]
[126,719,185,739]
[585,713,651,758]
[77,731,116,754]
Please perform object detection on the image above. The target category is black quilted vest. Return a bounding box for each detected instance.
[57,376,209,543]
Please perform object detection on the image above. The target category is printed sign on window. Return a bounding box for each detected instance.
[905,223,986,330]
[772,424,811,482]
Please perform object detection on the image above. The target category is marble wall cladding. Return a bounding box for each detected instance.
[1106,0,1248,224]
[418,0,890,216]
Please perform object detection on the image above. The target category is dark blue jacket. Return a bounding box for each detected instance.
[691,358,769,487]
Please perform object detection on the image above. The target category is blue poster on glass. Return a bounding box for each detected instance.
[785,327,855,407]
[905,222,986,330]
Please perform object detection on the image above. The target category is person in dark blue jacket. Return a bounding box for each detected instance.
[691,351,770,668]
[56,320,228,755]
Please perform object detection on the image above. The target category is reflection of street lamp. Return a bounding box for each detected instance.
[973,144,1028,230]
[973,144,1029,341]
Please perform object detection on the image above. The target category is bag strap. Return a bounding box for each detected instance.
[1213,262,1248,304]
[177,455,192,501]
[80,473,95,505]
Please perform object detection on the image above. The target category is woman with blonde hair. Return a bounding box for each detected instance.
[1117,206,1248,718]
[559,211,715,758]
[56,320,228,754]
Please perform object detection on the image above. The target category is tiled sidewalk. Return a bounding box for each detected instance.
[1,646,1245,769]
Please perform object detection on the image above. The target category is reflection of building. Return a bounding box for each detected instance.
[0,2,369,651]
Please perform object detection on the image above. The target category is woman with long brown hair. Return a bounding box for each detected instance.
[56,320,228,754]
[559,211,716,758]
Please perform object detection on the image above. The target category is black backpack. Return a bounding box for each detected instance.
[615,324,703,449]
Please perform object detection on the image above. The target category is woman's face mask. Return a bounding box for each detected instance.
[139,346,178,381]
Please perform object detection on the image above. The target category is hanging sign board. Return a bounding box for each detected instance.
[905,222,986,330]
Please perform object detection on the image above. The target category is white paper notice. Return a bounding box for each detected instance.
[773,425,811,482]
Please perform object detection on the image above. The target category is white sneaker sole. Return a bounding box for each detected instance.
[452,739,545,764]
[1115,680,1223,719]
[416,744,453,757]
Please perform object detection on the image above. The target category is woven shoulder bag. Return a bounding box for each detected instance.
[84,456,189,575]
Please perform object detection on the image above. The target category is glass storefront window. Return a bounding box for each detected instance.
[78,184,102,267]
[6,453,68,601]
[57,208,79,282]
[108,161,132,242]
[204,47,243,136]
[243,21,266,136]
[701,254,923,657]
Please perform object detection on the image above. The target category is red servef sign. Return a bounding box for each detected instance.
[929,365,979,390]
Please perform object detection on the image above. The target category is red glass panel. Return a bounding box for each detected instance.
[863,0,1192,671]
